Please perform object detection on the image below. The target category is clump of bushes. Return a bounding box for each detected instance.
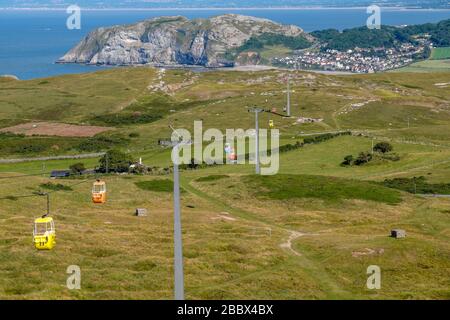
[341,141,399,167]
[279,141,304,153]
[303,131,351,145]
[69,163,86,175]
[11,143,47,154]
[353,152,373,166]
[373,141,393,154]
[341,155,354,166]
[98,149,134,173]
[179,158,221,170]
[91,113,162,126]
[264,132,351,158]
[0,133,84,156]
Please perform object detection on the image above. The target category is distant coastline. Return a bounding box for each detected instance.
[2,7,450,11]
[2,7,448,80]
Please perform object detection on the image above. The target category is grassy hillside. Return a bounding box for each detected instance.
[1,67,449,158]
[0,68,155,125]
[0,67,449,299]
[1,153,449,299]
[431,47,450,60]
[393,59,450,72]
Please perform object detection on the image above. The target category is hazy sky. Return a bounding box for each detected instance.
[0,0,448,9]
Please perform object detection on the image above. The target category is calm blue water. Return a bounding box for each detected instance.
[0,8,449,80]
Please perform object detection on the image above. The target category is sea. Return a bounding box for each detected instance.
[0,8,449,80]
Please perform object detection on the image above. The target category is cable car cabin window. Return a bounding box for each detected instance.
[93,185,106,193]
[34,222,54,235]
[35,223,47,235]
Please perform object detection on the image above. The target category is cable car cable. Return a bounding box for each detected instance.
[0,179,90,201]
[0,193,42,201]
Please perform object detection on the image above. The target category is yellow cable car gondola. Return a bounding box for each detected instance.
[33,216,56,250]
[92,179,107,204]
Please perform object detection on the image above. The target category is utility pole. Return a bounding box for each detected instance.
[169,125,191,301]
[173,145,184,300]
[371,138,374,154]
[248,107,264,175]
[105,152,109,174]
[286,76,291,117]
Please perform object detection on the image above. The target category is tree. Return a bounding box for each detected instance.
[354,152,373,166]
[341,155,354,166]
[69,162,86,175]
[374,142,393,154]
[98,150,134,173]
[188,158,199,170]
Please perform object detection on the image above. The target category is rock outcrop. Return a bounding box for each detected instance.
[58,14,310,67]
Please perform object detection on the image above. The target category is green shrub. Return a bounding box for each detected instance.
[303,131,351,145]
[354,152,373,166]
[341,155,354,166]
[11,143,46,154]
[91,113,162,126]
[374,142,393,153]
[69,163,86,175]
[98,149,134,173]
[0,134,82,156]
[380,152,400,162]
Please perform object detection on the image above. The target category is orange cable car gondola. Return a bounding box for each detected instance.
[92,179,106,204]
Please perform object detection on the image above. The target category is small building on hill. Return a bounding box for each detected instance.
[50,170,71,179]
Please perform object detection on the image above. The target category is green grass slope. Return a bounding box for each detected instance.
[0,67,449,299]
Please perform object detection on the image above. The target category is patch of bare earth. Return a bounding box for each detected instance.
[280,231,305,256]
[0,122,113,137]
[211,211,237,222]
[352,248,384,258]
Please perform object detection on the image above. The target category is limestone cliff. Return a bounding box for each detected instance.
[58,14,311,67]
